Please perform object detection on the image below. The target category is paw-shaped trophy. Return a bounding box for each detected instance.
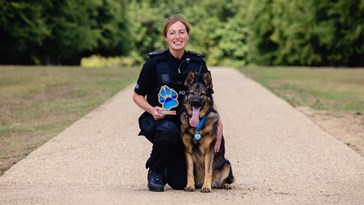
[158,85,179,115]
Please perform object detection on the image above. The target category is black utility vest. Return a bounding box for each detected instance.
[147,50,207,114]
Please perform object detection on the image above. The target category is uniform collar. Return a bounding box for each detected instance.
[167,49,187,61]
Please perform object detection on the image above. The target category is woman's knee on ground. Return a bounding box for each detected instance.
[154,120,180,144]
[167,178,186,190]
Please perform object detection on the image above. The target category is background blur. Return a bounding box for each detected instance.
[1,0,363,67]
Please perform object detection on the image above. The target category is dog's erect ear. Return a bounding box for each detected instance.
[203,71,213,92]
[184,71,196,88]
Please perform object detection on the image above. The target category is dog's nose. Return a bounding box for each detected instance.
[190,98,202,107]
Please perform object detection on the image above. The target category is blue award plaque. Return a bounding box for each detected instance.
[158,85,178,115]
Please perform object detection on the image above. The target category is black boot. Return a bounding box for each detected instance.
[147,169,165,192]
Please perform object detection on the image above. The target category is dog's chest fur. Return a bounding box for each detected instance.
[181,112,219,151]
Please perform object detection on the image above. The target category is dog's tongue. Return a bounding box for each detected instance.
[189,107,200,127]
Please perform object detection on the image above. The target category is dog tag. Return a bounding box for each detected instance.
[194,132,202,141]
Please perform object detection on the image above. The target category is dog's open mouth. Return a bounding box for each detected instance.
[189,106,200,127]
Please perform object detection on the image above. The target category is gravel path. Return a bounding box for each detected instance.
[1,67,363,205]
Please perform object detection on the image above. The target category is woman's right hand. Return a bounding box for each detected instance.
[151,106,166,120]
[133,93,166,120]
[133,92,166,120]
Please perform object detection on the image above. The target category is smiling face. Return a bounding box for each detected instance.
[165,21,190,56]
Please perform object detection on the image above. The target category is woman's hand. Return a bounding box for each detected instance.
[214,119,223,153]
[151,106,166,120]
[133,93,166,120]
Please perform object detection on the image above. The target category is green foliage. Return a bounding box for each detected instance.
[81,55,139,67]
[125,0,165,64]
[93,0,130,56]
[246,0,276,65]
[0,1,50,64]
[270,0,321,65]
[123,0,249,66]
[1,0,364,66]
[312,0,364,66]
[246,0,364,66]
[0,0,130,65]
[39,0,100,64]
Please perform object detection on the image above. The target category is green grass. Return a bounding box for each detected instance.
[0,66,139,175]
[238,67,364,111]
[2,66,363,175]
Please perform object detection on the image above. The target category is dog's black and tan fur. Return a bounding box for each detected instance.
[180,71,234,193]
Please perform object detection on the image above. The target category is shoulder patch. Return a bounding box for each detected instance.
[187,50,204,58]
[148,50,166,57]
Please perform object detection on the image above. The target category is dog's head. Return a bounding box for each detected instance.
[183,71,214,127]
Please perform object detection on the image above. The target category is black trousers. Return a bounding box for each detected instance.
[144,119,187,190]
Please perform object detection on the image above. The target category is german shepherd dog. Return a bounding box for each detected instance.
[180,71,234,193]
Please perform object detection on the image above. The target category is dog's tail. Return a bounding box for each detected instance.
[225,161,235,184]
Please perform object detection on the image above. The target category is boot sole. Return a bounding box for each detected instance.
[148,186,164,192]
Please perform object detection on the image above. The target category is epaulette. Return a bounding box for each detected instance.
[148,50,166,57]
[187,50,204,58]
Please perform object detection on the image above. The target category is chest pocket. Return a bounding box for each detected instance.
[154,59,172,84]
[161,73,171,84]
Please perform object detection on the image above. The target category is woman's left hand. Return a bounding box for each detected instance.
[214,119,223,153]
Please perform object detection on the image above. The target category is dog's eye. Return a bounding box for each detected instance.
[195,92,206,96]
[189,91,195,95]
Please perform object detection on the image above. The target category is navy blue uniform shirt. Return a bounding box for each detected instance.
[134,50,207,114]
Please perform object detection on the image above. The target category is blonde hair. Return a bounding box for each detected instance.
[163,15,190,37]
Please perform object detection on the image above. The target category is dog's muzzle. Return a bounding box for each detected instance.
[190,98,202,108]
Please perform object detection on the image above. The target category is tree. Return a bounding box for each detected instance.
[90,0,130,57]
[37,0,101,65]
[312,0,364,66]
[0,0,131,65]
[0,1,49,64]
[245,0,364,66]
[246,0,277,65]
[269,0,321,65]
[2,0,364,66]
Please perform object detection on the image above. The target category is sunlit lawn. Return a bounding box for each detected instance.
[0,66,139,175]
[238,67,364,111]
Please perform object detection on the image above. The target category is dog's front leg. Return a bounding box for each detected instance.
[182,135,195,192]
[201,151,214,193]
[184,151,195,191]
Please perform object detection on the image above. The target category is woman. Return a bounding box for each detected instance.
[133,15,223,192]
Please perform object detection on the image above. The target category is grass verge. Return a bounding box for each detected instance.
[238,67,364,111]
[0,66,139,175]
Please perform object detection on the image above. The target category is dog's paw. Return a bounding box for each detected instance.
[200,186,212,193]
[158,85,179,110]
[184,186,196,192]
[222,183,232,189]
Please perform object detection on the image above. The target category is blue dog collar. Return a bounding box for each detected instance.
[194,114,208,141]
